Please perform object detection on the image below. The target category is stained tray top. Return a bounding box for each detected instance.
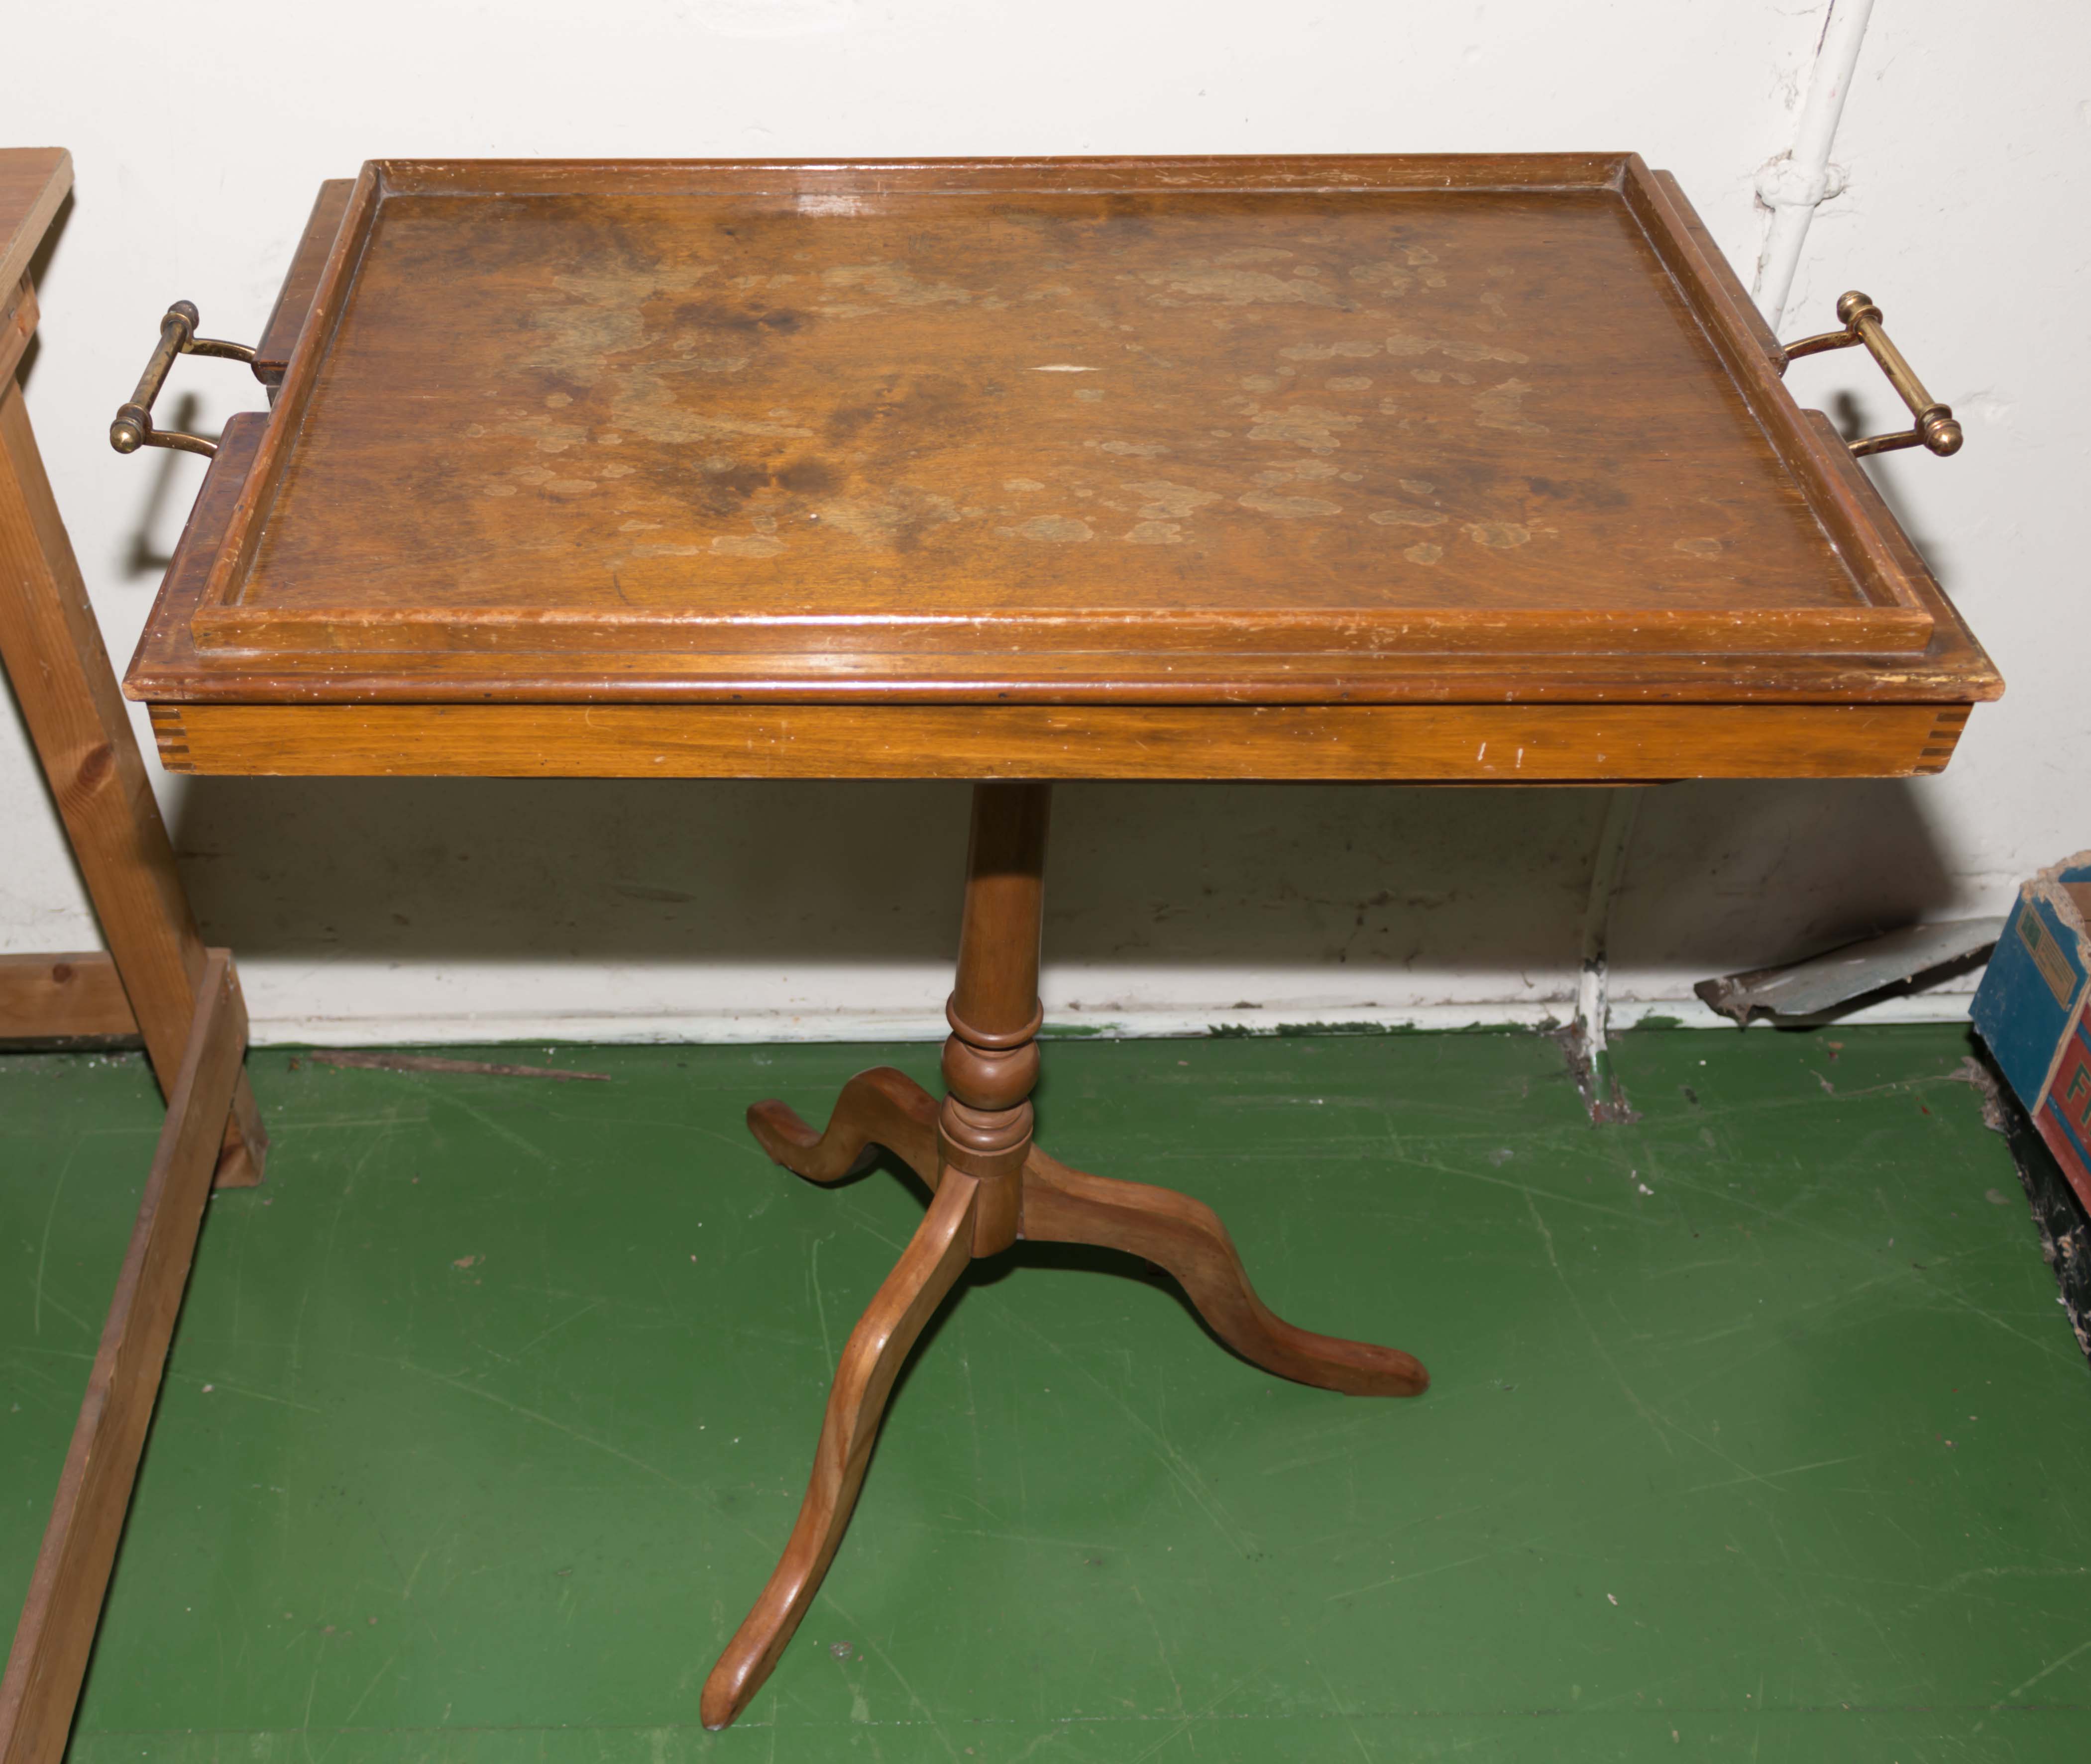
[126,155,1998,707]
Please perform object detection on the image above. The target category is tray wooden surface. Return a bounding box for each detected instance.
[123,154,1999,780]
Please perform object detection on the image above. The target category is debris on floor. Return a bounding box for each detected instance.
[1966,1046,2091,1367]
[304,1049,611,1082]
[1545,1019,1638,1125]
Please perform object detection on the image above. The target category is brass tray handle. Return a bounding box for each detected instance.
[109,301,257,459]
[1781,290,1963,459]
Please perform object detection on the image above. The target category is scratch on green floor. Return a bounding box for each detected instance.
[32,1134,86,1340]
[1979,1632,2091,1728]
[381,1356,756,1535]
[427,1090,554,1167]
[809,1231,837,1369]
[166,1370,322,1415]
[988,1298,1263,1561]
[1325,1552,1493,1603]
[1523,1193,1676,1457]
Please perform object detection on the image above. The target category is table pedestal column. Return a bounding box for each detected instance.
[939,781,1048,1254]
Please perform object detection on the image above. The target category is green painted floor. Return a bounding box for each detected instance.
[3,1026,2089,1761]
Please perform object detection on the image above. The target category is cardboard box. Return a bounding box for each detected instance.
[1973,850,2091,1208]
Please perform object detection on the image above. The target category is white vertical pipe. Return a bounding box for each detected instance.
[1753,0,1877,328]
[1573,788,1643,1060]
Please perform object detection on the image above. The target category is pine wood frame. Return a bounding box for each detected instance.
[0,148,266,1764]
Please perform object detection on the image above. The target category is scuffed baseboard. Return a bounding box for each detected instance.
[240,989,1974,1048]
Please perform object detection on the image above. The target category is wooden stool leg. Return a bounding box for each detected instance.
[700,1169,980,1731]
[0,952,248,1763]
[747,1066,941,1190]
[0,374,264,1186]
[1021,1146,1429,1397]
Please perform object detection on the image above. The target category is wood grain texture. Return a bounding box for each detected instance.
[125,398,2001,717]
[742,1061,1428,1398]
[0,952,245,1764]
[747,1065,941,1187]
[1021,1144,1428,1396]
[720,1051,1429,1732]
[1649,169,1784,368]
[0,953,139,1044]
[0,382,265,1184]
[377,155,1631,199]
[216,171,1913,645]
[700,1168,979,1732]
[0,278,35,389]
[705,786,1430,1730]
[0,150,69,306]
[940,783,1049,1247]
[114,154,2009,714]
[1618,161,1918,644]
[145,698,1965,782]
[252,180,354,392]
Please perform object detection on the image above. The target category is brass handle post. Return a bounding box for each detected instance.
[1781,290,1964,459]
[110,302,258,460]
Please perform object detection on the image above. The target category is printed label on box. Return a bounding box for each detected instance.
[2019,907,2080,1009]
[2040,1021,2091,1206]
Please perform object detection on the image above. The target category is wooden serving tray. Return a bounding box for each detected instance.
[125,155,1998,781]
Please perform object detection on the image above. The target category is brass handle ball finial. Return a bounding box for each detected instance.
[1783,289,1962,459]
[109,301,256,460]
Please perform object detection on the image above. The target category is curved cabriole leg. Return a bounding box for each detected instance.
[1020,1147,1428,1397]
[747,1066,942,1190]
[701,1170,980,1732]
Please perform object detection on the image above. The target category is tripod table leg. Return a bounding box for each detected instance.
[700,1168,981,1732]
[1021,1146,1428,1398]
[746,1066,942,1190]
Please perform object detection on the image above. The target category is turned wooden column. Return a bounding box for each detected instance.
[939,782,1050,1255]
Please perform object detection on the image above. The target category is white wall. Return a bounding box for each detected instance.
[5,0,2085,1044]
